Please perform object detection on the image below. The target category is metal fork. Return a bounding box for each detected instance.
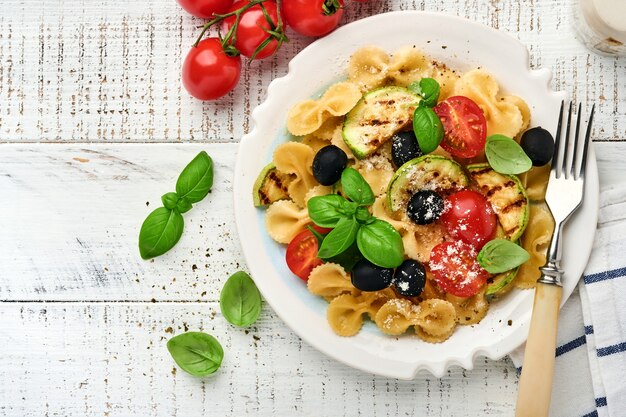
[516,101,595,417]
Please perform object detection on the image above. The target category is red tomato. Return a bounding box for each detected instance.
[182,38,241,100]
[282,0,344,37]
[434,96,487,159]
[286,226,331,281]
[429,241,489,297]
[177,0,233,18]
[222,1,284,59]
[440,190,497,249]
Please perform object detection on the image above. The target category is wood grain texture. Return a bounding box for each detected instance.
[0,0,624,143]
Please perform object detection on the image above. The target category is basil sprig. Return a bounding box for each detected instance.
[307,168,404,269]
[220,271,262,327]
[408,77,440,108]
[167,332,224,377]
[485,134,532,174]
[477,239,530,273]
[138,151,214,259]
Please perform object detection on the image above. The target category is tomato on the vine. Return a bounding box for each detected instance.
[429,241,489,297]
[222,0,285,59]
[177,0,234,19]
[434,96,487,159]
[439,190,496,249]
[282,0,344,37]
[182,38,241,100]
[286,226,331,281]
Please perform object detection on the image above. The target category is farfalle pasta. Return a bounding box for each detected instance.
[254,45,555,344]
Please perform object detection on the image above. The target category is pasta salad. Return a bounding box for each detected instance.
[253,45,555,343]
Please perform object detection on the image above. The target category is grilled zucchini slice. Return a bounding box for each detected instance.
[342,87,419,159]
[252,163,293,207]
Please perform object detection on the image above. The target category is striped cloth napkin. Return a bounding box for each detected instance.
[510,184,626,417]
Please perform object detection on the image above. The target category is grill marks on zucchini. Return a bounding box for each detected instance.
[253,163,294,207]
[467,163,529,241]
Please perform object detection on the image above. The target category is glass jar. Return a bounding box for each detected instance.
[573,0,626,56]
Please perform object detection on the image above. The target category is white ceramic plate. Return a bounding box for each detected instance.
[233,11,599,379]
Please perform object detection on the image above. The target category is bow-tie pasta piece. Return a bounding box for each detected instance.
[330,126,356,160]
[312,116,343,141]
[273,142,317,207]
[446,290,489,325]
[516,203,555,289]
[355,143,395,197]
[359,288,397,319]
[374,298,421,336]
[287,82,362,136]
[432,62,460,100]
[402,223,447,263]
[387,46,432,87]
[308,263,359,299]
[501,94,531,133]
[347,46,391,92]
[265,200,310,244]
[519,164,551,201]
[304,185,334,205]
[453,69,525,138]
[327,294,371,336]
[371,196,407,232]
[301,134,330,154]
[414,299,457,343]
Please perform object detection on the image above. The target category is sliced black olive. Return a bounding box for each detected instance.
[406,190,444,225]
[351,259,393,292]
[393,260,426,297]
[520,127,555,166]
[391,130,423,168]
[312,145,348,185]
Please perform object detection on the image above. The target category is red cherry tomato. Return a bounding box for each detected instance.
[429,241,489,297]
[182,38,241,100]
[177,0,233,18]
[440,190,497,249]
[222,1,284,59]
[434,96,487,159]
[286,226,331,281]
[282,0,344,37]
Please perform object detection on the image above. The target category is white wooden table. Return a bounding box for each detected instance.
[1,1,624,416]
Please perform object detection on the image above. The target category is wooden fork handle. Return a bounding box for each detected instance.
[515,282,563,417]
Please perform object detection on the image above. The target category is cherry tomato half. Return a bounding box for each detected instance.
[434,96,487,159]
[286,226,331,281]
[429,241,489,297]
[440,190,497,249]
[182,38,242,100]
[282,0,344,37]
[177,0,233,19]
[222,0,284,59]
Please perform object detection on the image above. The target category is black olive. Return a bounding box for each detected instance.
[393,260,426,297]
[351,259,393,292]
[391,130,423,168]
[312,145,348,185]
[520,127,555,166]
[406,190,444,225]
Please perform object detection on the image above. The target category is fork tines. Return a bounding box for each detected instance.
[553,100,595,180]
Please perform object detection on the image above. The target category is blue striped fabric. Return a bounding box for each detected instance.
[595,397,607,408]
[581,411,598,417]
[584,325,594,335]
[583,266,626,284]
[596,341,626,357]
[555,335,587,357]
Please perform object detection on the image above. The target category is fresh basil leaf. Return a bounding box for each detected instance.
[167,332,224,377]
[477,239,530,273]
[355,206,371,223]
[341,200,359,216]
[317,216,360,259]
[161,192,179,210]
[307,195,349,227]
[138,207,184,259]
[341,168,374,206]
[220,271,262,327]
[413,106,444,154]
[485,134,532,174]
[176,151,214,204]
[407,81,423,96]
[176,196,193,214]
[356,219,404,268]
[325,240,363,272]
[418,78,440,108]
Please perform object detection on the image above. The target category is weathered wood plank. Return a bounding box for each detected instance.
[2,142,624,301]
[0,0,624,143]
[0,302,519,417]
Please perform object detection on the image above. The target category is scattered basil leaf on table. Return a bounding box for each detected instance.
[307,194,347,228]
[318,216,360,259]
[138,207,184,259]
[220,271,262,327]
[138,151,214,259]
[176,151,214,203]
[340,167,375,206]
[413,106,444,154]
[167,332,224,377]
[477,239,530,273]
[485,134,533,174]
[356,219,404,268]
